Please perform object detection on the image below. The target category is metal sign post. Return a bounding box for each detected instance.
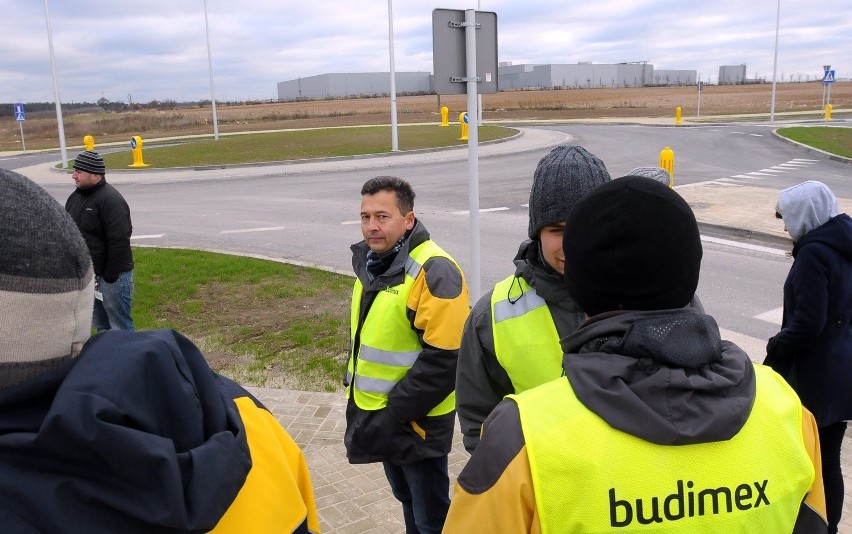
[14,103,26,150]
[432,8,497,301]
[822,65,831,109]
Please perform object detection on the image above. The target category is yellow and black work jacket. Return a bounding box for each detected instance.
[345,220,470,464]
[0,329,320,533]
[445,309,828,533]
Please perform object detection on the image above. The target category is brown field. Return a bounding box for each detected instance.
[2,82,849,152]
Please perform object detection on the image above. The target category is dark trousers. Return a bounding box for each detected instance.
[383,456,450,534]
[820,421,847,534]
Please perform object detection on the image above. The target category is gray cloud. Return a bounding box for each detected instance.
[1,0,847,103]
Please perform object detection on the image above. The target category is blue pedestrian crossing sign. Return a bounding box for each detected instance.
[13,103,25,122]
[823,70,836,84]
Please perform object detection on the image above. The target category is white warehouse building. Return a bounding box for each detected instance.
[277,72,432,100]
[277,63,701,100]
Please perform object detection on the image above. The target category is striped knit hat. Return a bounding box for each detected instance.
[73,150,106,175]
[0,169,94,388]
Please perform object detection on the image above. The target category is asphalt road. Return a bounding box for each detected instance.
[6,121,851,357]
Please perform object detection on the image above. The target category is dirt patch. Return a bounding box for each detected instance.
[153,274,351,392]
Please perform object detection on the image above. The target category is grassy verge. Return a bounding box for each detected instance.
[775,126,852,158]
[101,124,516,168]
[133,247,352,392]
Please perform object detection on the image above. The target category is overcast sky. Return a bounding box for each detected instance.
[1,1,848,104]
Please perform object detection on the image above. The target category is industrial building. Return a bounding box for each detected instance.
[719,65,748,84]
[277,62,702,100]
[277,72,432,100]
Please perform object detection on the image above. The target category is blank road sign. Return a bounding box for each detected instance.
[432,9,498,96]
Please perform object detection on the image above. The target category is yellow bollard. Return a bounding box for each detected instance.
[440,106,449,126]
[659,147,675,184]
[675,106,682,125]
[128,136,150,168]
[83,135,95,151]
[458,112,469,141]
[824,104,832,121]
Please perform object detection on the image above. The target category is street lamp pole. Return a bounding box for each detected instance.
[203,0,220,140]
[43,0,68,167]
[769,0,780,121]
[387,0,399,152]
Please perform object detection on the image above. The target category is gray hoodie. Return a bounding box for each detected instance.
[776,181,840,242]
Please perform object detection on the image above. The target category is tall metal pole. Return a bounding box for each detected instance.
[387,0,399,151]
[769,0,780,121]
[476,0,483,125]
[203,0,219,140]
[465,9,480,300]
[43,0,68,168]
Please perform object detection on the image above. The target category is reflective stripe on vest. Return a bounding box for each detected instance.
[510,365,814,533]
[491,275,562,393]
[348,239,455,416]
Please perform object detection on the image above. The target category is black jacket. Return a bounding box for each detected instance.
[766,213,852,427]
[65,179,133,282]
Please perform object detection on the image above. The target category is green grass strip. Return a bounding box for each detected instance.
[103,124,516,168]
[776,126,852,158]
[133,247,353,392]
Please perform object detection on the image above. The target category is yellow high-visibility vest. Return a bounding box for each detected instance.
[511,365,814,533]
[491,275,562,393]
[347,240,454,416]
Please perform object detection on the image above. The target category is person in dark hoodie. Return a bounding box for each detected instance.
[0,169,319,533]
[765,180,852,534]
[444,176,827,533]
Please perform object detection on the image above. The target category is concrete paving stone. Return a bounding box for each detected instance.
[332,516,386,534]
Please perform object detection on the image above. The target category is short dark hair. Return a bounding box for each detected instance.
[361,176,415,214]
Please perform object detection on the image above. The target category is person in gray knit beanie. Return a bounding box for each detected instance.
[528,145,612,240]
[456,144,612,452]
[0,169,94,388]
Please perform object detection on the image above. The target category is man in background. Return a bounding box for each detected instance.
[65,150,135,331]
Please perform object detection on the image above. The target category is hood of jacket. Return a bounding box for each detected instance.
[777,181,840,242]
[793,212,852,262]
[0,329,251,532]
[561,309,756,446]
[351,217,430,289]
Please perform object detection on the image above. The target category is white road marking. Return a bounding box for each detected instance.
[341,220,361,225]
[718,177,748,184]
[749,133,763,137]
[732,174,764,180]
[131,234,164,240]
[700,235,788,256]
[220,225,287,234]
[748,172,776,176]
[754,307,784,325]
[792,158,820,162]
[452,207,510,215]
